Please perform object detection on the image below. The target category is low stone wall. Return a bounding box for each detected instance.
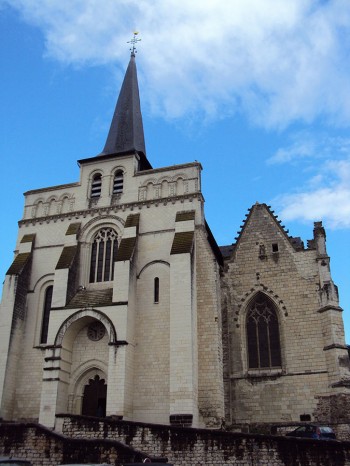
[59,414,350,466]
[0,421,145,466]
[2,416,350,466]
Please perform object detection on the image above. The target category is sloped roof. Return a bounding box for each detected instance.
[125,213,140,228]
[6,253,31,275]
[55,246,78,270]
[220,244,235,260]
[66,222,81,236]
[171,231,194,255]
[175,211,195,222]
[64,288,113,309]
[116,237,137,261]
[20,234,36,243]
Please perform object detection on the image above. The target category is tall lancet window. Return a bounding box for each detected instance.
[40,285,53,344]
[246,293,282,369]
[113,170,124,194]
[89,228,118,283]
[91,173,102,198]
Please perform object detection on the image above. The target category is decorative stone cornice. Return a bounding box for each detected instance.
[134,161,202,176]
[24,182,79,196]
[19,193,204,228]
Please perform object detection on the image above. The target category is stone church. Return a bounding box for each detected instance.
[1,49,349,431]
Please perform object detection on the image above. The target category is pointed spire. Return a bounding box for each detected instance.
[100,40,151,170]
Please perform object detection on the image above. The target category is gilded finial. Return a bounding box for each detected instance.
[127,32,141,56]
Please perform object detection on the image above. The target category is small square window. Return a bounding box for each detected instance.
[272,243,279,253]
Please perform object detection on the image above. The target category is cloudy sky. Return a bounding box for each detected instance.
[1,0,350,338]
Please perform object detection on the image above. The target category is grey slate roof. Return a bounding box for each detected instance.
[171,231,194,255]
[64,288,113,309]
[55,246,78,270]
[116,237,137,261]
[175,210,195,222]
[6,252,31,275]
[100,54,152,170]
[220,245,235,259]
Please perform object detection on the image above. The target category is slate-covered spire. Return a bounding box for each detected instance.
[100,50,151,170]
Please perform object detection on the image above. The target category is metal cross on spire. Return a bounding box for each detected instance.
[127,32,141,56]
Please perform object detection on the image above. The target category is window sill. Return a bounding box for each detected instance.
[87,281,113,290]
[247,368,283,377]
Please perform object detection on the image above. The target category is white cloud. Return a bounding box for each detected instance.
[268,136,317,164]
[275,156,350,228]
[268,133,350,164]
[3,0,350,126]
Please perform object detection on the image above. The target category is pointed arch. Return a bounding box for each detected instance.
[54,309,117,347]
[70,360,108,416]
[246,292,282,369]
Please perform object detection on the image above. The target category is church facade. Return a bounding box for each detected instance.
[1,52,349,431]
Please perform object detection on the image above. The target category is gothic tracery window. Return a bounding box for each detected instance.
[89,228,118,283]
[246,293,282,369]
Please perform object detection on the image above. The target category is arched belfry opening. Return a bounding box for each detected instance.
[82,374,107,417]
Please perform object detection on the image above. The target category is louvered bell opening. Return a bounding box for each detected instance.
[91,174,102,198]
[113,172,123,194]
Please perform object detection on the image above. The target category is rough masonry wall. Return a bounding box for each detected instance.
[196,227,224,427]
[0,422,138,466]
[59,415,350,466]
[222,204,331,424]
[4,417,350,466]
[1,256,33,419]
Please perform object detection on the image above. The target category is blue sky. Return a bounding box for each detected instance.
[1,1,350,340]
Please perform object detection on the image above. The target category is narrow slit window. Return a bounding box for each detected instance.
[272,243,279,253]
[113,171,124,194]
[154,277,159,303]
[91,173,102,198]
[40,285,53,344]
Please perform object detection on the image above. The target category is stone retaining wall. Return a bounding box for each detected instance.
[59,415,350,465]
[0,421,143,466]
[2,416,350,466]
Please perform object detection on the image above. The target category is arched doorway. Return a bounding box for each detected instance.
[81,374,107,417]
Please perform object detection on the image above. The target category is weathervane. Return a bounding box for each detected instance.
[128,32,141,55]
